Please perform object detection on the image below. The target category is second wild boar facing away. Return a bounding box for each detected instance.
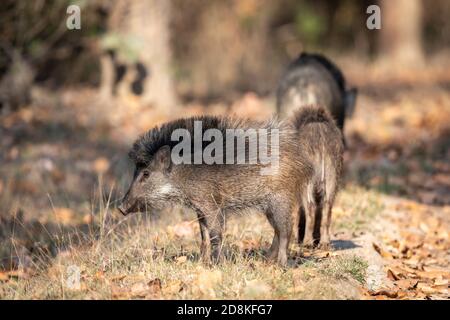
[118,115,316,266]
[291,107,344,249]
[276,52,357,132]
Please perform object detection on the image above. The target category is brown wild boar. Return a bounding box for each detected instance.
[277,52,357,135]
[118,115,315,266]
[290,106,344,249]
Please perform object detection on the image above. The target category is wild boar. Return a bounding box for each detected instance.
[118,116,315,266]
[276,52,357,133]
[290,106,344,249]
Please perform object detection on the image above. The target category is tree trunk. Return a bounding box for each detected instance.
[379,0,424,66]
[99,52,115,99]
[129,0,177,109]
[102,0,177,112]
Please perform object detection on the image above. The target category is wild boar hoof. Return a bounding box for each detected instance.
[277,255,288,267]
[265,249,278,262]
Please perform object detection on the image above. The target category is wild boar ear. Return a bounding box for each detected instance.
[154,145,171,171]
[345,88,358,118]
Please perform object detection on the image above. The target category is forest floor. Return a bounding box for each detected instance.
[0,62,449,299]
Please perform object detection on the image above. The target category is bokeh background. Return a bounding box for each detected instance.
[0,0,449,299]
[2,0,450,106]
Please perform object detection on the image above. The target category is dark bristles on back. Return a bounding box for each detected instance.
[291,106,333,130]
[128,115,265,166]
[129,116,218,166]
[293,52,346,92]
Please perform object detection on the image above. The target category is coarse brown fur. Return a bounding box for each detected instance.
[120,115,315,266]
[290,106,344,249]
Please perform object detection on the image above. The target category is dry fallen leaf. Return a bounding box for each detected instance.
[387,269,400,281]
[416,282,437,295]
[369,288,399,298]
[429,285,449,295]
[396,290,410,299]
[422,265,449,275]
[394,279,418,291]
[415,269,449,280]
[164,280,187,295]
[373,243,394,259]
[147,278,162,296]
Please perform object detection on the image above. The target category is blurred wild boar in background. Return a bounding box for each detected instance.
[290,106,344,249]
[276,52,357,135]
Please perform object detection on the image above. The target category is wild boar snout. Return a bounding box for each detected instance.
[118,188,135,215]
[117,201,129,216]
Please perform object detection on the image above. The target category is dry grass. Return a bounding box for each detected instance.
[0,184,376,300]
[1,68,449,299]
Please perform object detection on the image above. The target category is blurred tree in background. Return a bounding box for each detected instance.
[379,0,424,66]
[100,0,177,112]
[0,0,449,109]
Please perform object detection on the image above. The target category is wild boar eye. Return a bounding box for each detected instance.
[142,170,150,179]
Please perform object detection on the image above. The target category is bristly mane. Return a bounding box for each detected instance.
[128,115,278,166]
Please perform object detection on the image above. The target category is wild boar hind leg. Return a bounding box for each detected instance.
[197,209,226,264]
[196,212,212,264]
[266,201,293,267]
[319,200,333,250]
[302,183,317,247]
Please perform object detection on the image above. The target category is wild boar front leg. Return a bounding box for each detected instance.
[277,227,291,266]
[205,210,225,264]
[267,235,279,261]
[269,202,293,267]
[265,214,279,261]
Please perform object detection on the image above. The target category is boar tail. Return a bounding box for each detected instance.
[314,142,327,198]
